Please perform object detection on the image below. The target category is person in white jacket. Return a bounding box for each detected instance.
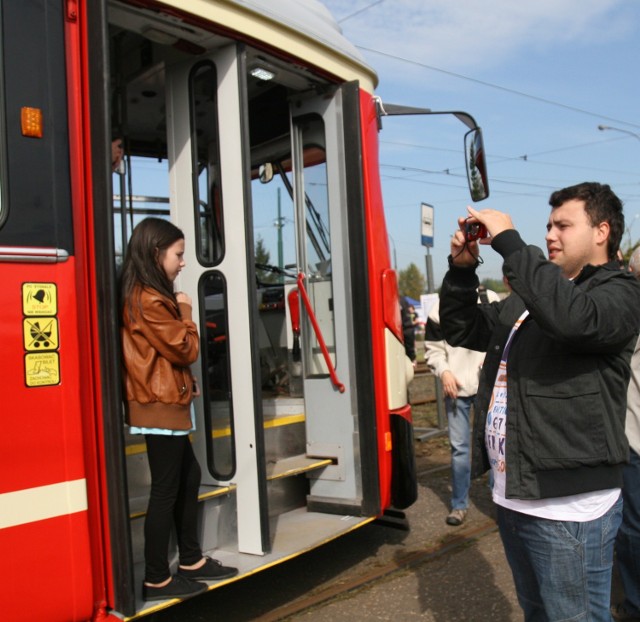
[612,247,640,622]
[424,286,499,526]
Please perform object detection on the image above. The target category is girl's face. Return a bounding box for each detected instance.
[159,238,186,283]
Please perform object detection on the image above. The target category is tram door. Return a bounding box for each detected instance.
[288,94,361,512]
[165,45,268,555]
[164,44,363,556]
[248,84,364,517]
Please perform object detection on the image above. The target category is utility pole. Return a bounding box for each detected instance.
[277,187,283,269]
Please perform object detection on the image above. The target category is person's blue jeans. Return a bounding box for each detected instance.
[497,496,622,621]
[446,396,473,511]
[616,448,640,616]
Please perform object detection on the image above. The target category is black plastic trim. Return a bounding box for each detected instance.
[340,81,381,516]
[0,0,72,249]
[86,0,136,616]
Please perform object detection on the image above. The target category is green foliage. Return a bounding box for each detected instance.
[255,236,278,283]
[398,263,425,299]
[480,277,508,293]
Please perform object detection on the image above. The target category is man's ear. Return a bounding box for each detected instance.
[596,221,610,247]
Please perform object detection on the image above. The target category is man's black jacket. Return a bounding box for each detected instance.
[440,229,640,500]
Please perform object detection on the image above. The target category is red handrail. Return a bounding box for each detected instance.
[295,272,345,393]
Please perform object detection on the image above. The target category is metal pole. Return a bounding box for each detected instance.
[277,187,283,269]
[425,247,434,294]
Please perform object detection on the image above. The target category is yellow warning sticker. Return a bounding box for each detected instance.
[23,317,59,351]
[25,352,60,387]
[22,283,57,316]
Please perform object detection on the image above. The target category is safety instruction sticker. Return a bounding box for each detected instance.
[25,352,60,387]
[22,282,60,387]
[22,283,57,316]
[23,317,59,351]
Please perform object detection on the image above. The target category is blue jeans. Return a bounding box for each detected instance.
[616,448,640,616]
[446,396,473,511]
[497,496,622,621]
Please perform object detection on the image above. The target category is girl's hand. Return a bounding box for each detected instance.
[192,377,201,397]
[176,291,192,306]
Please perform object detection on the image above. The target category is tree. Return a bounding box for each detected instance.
[480,277,508,294]
[398,263,425,300]
[255,236,278,283]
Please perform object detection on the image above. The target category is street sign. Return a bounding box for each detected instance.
[421,202,434,248]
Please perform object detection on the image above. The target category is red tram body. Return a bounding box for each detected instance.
[0,1,486,619]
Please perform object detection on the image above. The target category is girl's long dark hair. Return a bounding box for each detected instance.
[120,217,185,318]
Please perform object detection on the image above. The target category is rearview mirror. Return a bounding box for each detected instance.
[259,163,274,184]
[464,128,489,202]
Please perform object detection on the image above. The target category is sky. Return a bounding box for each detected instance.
[321,0,640,287]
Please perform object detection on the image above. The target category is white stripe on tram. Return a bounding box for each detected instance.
[0,479,88,529]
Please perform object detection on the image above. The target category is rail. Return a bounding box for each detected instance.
[295,272,345,393]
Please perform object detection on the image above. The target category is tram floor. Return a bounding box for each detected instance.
[145,459,518,621]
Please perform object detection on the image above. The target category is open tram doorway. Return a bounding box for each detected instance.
[104,4,374,610]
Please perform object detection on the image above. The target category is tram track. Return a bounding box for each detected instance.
[255,519,499,621]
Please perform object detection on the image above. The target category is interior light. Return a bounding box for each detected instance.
[250,67,275,81]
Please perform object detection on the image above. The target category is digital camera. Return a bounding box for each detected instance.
[465,220,488,242]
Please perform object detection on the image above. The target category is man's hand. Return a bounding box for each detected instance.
[441,370,461,399]
[467,206,514,239]
[449,206,516,268]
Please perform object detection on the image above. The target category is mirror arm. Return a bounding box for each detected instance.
[376,98,479,131]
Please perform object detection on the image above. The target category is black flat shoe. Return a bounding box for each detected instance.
[143,574,207,601]
[178,556,239,581]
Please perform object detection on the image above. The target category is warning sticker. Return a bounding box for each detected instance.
[23,317,59,351]
[25,352,61,387]
[22,283,57,316]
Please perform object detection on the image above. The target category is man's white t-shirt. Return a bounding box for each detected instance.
[486,310,619,521]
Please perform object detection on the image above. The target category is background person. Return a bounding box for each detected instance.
[440,182,640,620]
[121,217,237,601]
[424,285,499,526]
[112,136,124,173]
[400,295,417,363]
[612,246,640,622]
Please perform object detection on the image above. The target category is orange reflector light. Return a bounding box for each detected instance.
[21,107,43,138]
[385,431,392,452]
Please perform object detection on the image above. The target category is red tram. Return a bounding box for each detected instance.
[0,1,487,619]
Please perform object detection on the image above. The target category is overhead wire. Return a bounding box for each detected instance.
[357,46,640,131]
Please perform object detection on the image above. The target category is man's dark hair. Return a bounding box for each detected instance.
[548,182,624,261]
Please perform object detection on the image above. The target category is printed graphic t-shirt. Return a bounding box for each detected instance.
[486,310,619,522]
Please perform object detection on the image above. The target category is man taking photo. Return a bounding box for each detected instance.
[439,182,640,621]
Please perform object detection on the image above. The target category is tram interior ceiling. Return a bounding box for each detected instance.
[109,4,323,158]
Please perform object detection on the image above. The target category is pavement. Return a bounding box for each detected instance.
[276,466,522,621]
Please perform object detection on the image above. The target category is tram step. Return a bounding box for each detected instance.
[128,484,236,520]
[266,454,332,480]
[128,455,328,520]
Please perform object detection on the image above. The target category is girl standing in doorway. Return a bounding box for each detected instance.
[121,217,237,601]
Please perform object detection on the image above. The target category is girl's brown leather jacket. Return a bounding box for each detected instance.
[122,286,199,430]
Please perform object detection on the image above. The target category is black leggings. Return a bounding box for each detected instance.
[144,434,202,583]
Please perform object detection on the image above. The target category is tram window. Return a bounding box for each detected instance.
[0,70,5,229]
[252,166,296,283]
[112,155,170,266]
[297,115,336,374]
[190,61,224,267]
[0,10,4,228]
[199,271,235,480]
